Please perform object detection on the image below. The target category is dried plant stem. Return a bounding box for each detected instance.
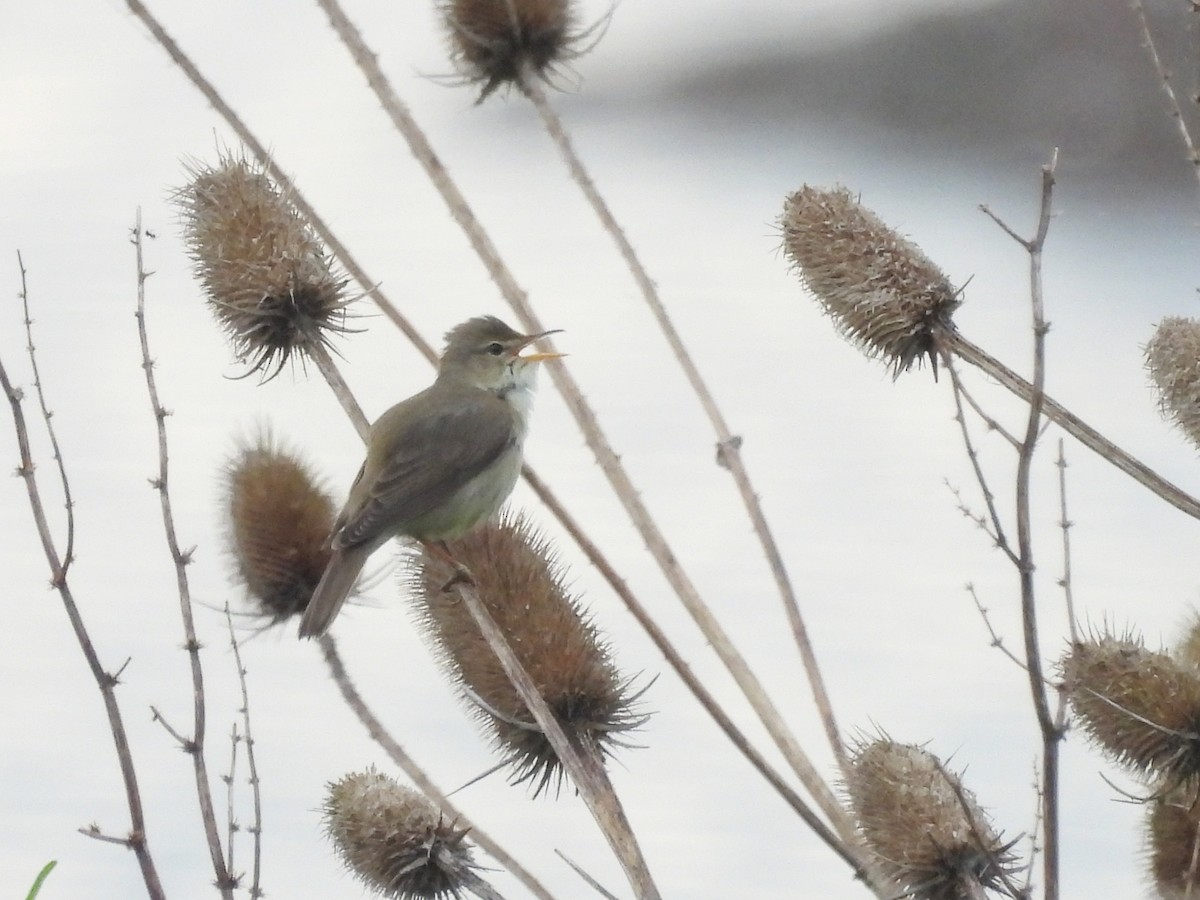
[133,213,235,897]
[315,0,848,843]
[520,468,875,885]
[985,155,1063,900]
[17,251,76,575]
[449,581,661,900]
[517,69,843,764]
[306,341,370,438]
[1055,440,1079,646]
[938,329,1200,520]
[225,606,264,898]
[318,635,557,900]
[1132,0,1200,203]
[1,262,166,900]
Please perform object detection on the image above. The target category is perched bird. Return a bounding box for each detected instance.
[298,315,562,638]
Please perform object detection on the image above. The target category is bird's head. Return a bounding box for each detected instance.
[438,315,564,393]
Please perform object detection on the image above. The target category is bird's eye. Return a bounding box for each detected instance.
[486,342,505,356]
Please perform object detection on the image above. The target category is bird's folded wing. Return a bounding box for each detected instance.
[335,393,515,548]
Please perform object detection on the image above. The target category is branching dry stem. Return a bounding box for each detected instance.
[131,212,234,896]
[1,257,165,899]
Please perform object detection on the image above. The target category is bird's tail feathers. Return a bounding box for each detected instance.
[298,545,369,639]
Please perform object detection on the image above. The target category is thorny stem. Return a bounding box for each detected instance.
[1055,440,1079,646]
[18,252,76,575]
[982,154,1063,900]
[225,606,264,898]
[132,213,234,897]
[1,261,166,899]
[318,635,557,900]
[518,67,844,766]
[1132,0,1200,204]
[315,0,854,848]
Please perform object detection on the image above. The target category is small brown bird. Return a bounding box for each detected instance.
[298,316,562,638]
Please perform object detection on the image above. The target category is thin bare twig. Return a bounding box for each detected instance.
[317,635,558,900]
[1055,440,1079,646]
[1,261,166,900]
[223,723,240,884]
[982,153,1063,900]
[555,850,622,900]
[17,252,75,574]
[1132,0,1200,203]
[132,212,234,897]
[518,68,844,765]
[225,605,264,898]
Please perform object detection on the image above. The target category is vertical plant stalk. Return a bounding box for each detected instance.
[0,261,166,900]
[122,3,863,865]
[1132,0,1200,203]
[318,634,558,900]
[450,580,662,900]
[1055,440,1079,646]
[981,154,1063,900]
[517,69,844,764]
[315,0,851,843]
[224,606,265,898]
[18,251,76,576]
[132,213,235,897]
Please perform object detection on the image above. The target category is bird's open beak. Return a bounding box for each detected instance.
[517,329,566,363]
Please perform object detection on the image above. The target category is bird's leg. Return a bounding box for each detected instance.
[421,539,475,591]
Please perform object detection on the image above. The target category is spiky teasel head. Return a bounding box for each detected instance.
[405,511,645,796]
[844,737,1019,899]
[223,432,336,624]
[441,0,590,101]
[175,152,353,380]
[1147,787,1200,899]
[1061,633,1200,786]
[780,185,961,378]
[1145,317,1200,452]
[323,767,482,899]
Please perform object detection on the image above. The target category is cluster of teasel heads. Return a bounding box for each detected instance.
[1060,629,1200,897]
[181,132,639,893]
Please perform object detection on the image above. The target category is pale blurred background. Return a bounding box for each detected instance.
[3,0,1199,897]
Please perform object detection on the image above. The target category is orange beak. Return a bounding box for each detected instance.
[517,329,566,363]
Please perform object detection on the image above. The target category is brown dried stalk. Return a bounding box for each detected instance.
[132,214,235,897]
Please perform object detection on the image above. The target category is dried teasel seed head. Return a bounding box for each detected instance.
[1147,787,1200,899]
[1061,634,1200,784]
[223,432,336,623]
[323,767,483,899]
[1145,317,1200,452]
[844,737,1018,899]
[175,152,353,379]
[441,0,589,101]
[780,185,961,377]
[405,511,644,796]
